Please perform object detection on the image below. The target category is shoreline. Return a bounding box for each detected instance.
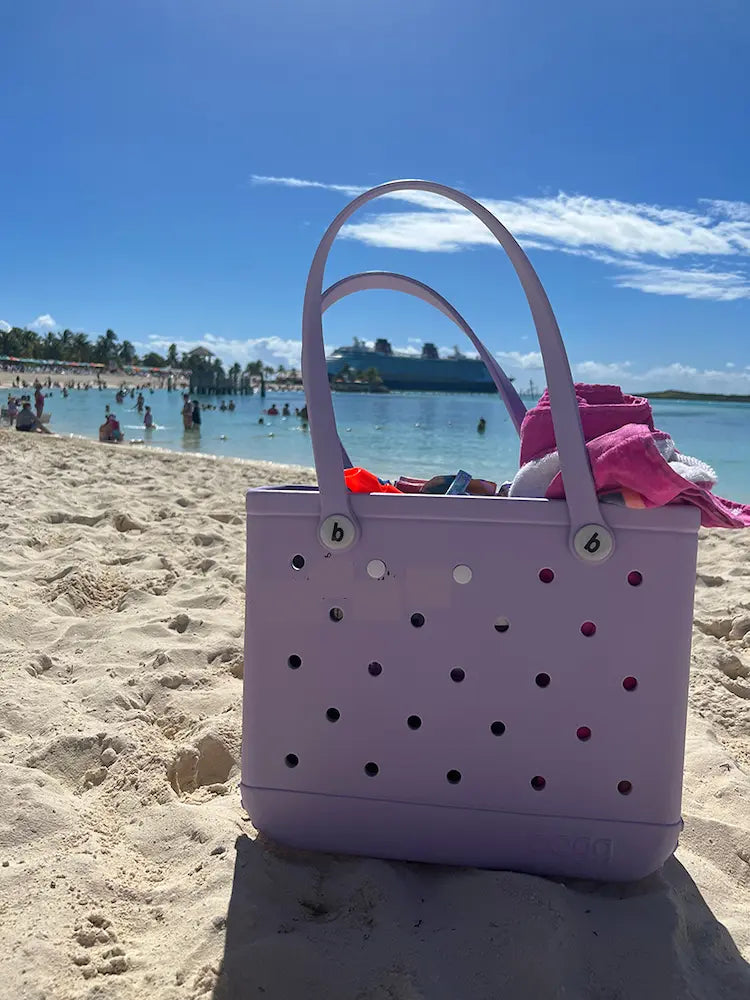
[642,390,750,404]
[29,427,316,477]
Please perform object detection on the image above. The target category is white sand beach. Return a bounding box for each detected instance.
[0,430,748,1000]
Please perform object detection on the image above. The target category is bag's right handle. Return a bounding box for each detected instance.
[303,180,613,562]
[321,270,527,435]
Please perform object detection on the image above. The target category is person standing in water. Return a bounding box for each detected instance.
[477,417,486,433]
[182,394,193,430]
[144,406,154,429]
[191,399,202,430]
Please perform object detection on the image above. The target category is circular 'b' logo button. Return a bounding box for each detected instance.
[573,524,613,562]
[320,514,356,551]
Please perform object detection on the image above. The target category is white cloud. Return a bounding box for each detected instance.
[496,350,544,370]
[498,356,750,395]
[0,320,11,333]
[701,199,750,223]
[250,175,364,198]
[613,262,750,301]
[254,175,750,302]
[31,313,57,330]
[139,334,303,369]
[726,362,736,368]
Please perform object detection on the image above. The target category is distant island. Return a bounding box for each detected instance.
[642,390,750,404]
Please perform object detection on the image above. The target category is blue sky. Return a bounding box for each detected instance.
[2,1,749,392]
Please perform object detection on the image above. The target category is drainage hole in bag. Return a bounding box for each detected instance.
[450,668,465,683]
[622,676,638,691]
[285,753,299,768]
[410,612,425,628]
[291,554,305,570]
[364,762,379,777]
[535,672,551,688]
[580,621,597,637]
[326,707,341,722]
[617,780,632,795]
[407,715,422,730]
[329,607,344,622]
[576,726,592,741]
[490,721,506,736]
[538,568,555,584]
[288,655,302,670]
[627,571,643,587]
[530,775,546,790]
[494,617,510,633]
[446,769,462,784]
[368,661,383,676]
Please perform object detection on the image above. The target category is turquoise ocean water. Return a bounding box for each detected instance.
[35,387,750,503]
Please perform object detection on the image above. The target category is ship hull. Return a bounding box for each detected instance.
[326,349,495,393]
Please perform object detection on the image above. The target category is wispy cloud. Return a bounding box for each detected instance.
[251,175,364,198]
[252,175,750,302]
[31,313,57,330]
[612,262,750,301]
[0,320,11,333]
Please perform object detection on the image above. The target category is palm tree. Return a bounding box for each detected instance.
[43,331,60,360]
[94,329,119,365]
[71,332,90,361]
[59,329,73,360]
[364,366,383,388]
[118,340,137,365]
[167,343,179,368]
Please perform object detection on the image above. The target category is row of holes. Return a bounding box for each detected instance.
[327,608,599,636]
[281,754,632,795]
[291,554,644,589]
[323,710,593,741]
[287,656,639,692]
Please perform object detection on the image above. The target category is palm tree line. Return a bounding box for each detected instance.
[0,326,302,384]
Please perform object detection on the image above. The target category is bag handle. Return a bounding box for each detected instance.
[302,180,613,563]
[321,271,527,435]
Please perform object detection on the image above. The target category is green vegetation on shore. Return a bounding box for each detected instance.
[642,390,750,404]
[0,327,300,385]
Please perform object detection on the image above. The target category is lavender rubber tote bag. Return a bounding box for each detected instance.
[242,180,700,881]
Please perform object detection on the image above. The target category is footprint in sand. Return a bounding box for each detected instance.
[168,733,236,797]
[72,911,130,979]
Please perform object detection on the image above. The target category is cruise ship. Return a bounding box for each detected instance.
[326,339,496,393]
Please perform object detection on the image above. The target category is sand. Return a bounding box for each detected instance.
[0,430,748,1000]
[0,372,185,391]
